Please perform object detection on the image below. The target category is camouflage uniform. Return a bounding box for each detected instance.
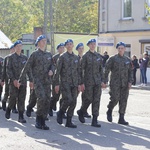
[50,53,62,111]
[2,55,10,103]
[54,51,81,117]
[0,57,4,101]
[28,89,37,109]
[19,48,54,119]
[80,50,103,117]
[6,53,32,112]
[104,54,133,114]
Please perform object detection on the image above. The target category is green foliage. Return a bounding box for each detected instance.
[145,3,150,24]
[0,0,98,41]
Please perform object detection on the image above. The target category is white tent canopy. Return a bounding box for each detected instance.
[0,30,12,49]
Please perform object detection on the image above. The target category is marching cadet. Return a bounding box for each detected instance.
[5,40,33,123]
[55,39,81,128]
[49,43,65,116]
[26,88,37,117]
[19,35,54,130]
[1,45,18,112]
[0,56,4,109]
[0,55,3,109]
[76,43,91,118]
[77,39,105,128]
[104,42,133,125]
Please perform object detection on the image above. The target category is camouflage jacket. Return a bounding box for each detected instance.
[19,48,54,85]
[7,53,32,85]
[0,56,3,80]
[2,55,10,82]
[54,51,81,87]
[81,50,104,86]
[104,54,133,87]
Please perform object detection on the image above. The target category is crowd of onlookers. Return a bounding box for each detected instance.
[131,51,149,86]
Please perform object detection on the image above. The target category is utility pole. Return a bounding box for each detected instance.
[44,0,55,54]
[44,0,48,36]
[49,0,55,55]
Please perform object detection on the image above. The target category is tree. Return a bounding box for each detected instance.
[0,0,98,41]
[145,3,150,24]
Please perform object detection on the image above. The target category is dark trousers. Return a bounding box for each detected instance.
[132,68,137,85]
[0,85,3,101]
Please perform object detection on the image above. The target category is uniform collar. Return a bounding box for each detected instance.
[66,51,74,56]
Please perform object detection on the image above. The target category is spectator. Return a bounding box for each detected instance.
[131,55,139,85]
[139,52,149,86]
[102,51,109,68]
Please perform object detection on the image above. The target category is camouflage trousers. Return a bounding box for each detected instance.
[28,89,37,109]
[81,84,102,117]
[0,85,3,101]
[34,82,51,118]
[50,83,63,109]
[2,79,9,102]
[8,83,26,112]
[60,83,78,117]
[108,85,129,114]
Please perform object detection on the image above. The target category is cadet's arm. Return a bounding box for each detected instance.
[54,56,63,93]
[6,56,15,81]
[104,57,113,84]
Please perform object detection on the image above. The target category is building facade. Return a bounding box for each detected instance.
[99,0,150,83]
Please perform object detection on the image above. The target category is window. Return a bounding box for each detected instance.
[146,0,150,15]
[122,0,132,19]
[125,45,131,57]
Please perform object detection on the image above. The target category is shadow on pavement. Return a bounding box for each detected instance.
[0,110,149,150]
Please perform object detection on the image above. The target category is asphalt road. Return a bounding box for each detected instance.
[0,87,150,150]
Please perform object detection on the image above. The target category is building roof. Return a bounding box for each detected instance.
[0,30,12,49]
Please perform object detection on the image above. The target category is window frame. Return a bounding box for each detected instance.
[122,0,132,20]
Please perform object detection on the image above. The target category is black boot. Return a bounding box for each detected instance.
[106,108,112,122]
[118,114,129,125]
[12,105,18,114]
[57,110,64,124]
[91,115,101,127]
[5,107,11,119]
[65,116,77,128]
[83,111,91,118]
[18,112,26,123]
[35,116,42,129]
[77,109,85,123]
[41,117,49,130]
[26,105,32,117]
[2,101,6,111]
[49,108,53,116]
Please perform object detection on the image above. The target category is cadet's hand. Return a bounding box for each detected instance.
[48,70,53,76]
[29,82,34,89]
[128,83,132,90]
[78,85,81,92]
[0,82,4,87]
[81,84,85,92]
[55,85,59,94]
[101,82,106,89]
[13,80,19,88]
